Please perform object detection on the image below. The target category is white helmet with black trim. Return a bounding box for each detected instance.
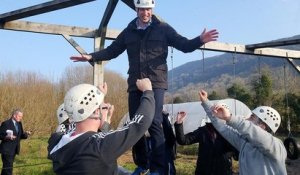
[64,84,104,123]
[56,103,69,125]
[134,0,155,8]
[252,106,281,133]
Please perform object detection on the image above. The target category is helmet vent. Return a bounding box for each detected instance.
[259,109,264,113]
[59,114,63,118]
[80,101,83,104]
[78,109,84,114]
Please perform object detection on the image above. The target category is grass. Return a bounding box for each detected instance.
[2,133,299,175]
[1,137,54,175]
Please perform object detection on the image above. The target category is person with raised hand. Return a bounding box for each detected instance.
[199,89,287,175]
[48,78,155,175]
[70,0,218,173]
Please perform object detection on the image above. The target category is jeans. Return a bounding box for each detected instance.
[129,88,166,174]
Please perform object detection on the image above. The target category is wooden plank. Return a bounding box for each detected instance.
[93,37,105,86]
[201,42,300,59]
[97,0,119,37]
[1,20,121,39]
[1,22,300,61]
[286,58,300,72]
[62,34,87,55]
[246,39,300,50]
[0,0,96,23]
[121,0,135,10]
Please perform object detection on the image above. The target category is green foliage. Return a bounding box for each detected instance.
[227,83,253,108]
[252,74,273,106]
[176,144,198,155]
[173,96,184,104]
[208,91,221,100]
[279,93,300,132]
[0,138,55,175]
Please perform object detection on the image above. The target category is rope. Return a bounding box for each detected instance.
[232,47,237,116]
[283,54,291,137]
[201,49,206,89]
[257,50,262,106]
[170,47,174,118]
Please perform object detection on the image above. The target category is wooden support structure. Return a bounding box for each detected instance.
[94,0,119,85]
[246,39,300,50]
[0,0,96,23]
[0,0,300,84]
[62,34,87,55]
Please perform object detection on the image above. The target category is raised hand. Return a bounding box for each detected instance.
[198,89,208,102]
[70,54,92,62]
[200,28,219,43]
[176,111,187,124]
[212,104,232,122]
[136,78,152,92]
[98,82,108,96]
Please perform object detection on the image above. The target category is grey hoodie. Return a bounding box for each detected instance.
[202,100,287,175]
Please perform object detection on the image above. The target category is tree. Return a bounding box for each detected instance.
[227,83,253,108]
[173,96,184,104]
[252,74,272,106]
[283,93,300,132]
[208,91,221,100]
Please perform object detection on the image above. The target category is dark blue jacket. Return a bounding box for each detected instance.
[90,15,203,92]
[0,118,28,155]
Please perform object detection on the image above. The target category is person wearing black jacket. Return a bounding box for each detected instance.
[174,111,237,175]
[162,111,176,175]
[0,108,30,175]
[70,0,218,173]
[48,78,155,175]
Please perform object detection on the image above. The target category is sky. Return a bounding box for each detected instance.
[0,0,300,81]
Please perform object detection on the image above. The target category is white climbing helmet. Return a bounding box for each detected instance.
[134,0,155,8]
[64,84,104,123]
[56,103,69,125]
[252,106,281,133]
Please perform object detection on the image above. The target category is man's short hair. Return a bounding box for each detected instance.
[11,108,22,117]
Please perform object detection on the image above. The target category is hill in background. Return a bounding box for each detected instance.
[167,35,300,93]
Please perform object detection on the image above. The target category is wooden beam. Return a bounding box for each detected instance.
[246,39,300,50]
[97,0,119,43]
[62,34,87,55]
[121,0,135,10]
[0,0,96,23]
[1,21,299,61]
[1,20,121,39]
[286,58,300,72]
[98,0,119,32]
[201,42,300,59]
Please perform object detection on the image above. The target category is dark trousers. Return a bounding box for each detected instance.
[1,154,15,175]
[129,89,166,174]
